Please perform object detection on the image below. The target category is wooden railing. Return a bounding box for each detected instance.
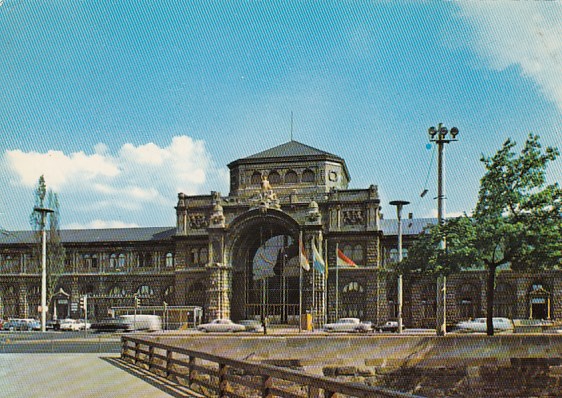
[121,335,425,398]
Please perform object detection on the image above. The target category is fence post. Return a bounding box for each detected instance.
[148,345,154,370]
[120,337,127,359]
[134,342,140,364]
[166,350,173,378]
[261,375,273,398]
[188,355,196,386]
[218,363,229,397]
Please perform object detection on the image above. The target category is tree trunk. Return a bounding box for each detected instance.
[486,265,497,336]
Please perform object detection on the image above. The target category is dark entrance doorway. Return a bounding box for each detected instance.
[229,216,300,324]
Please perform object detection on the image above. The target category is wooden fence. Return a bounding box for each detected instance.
[121,335,425,398]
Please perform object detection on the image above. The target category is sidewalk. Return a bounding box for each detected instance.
[0,353,202,397]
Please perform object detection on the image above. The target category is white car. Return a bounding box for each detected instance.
[455,317,514,333]
[323,318,372,333]
[197,319,246,333]
[59,319,85,331]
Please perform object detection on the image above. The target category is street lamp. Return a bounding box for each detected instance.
[428,123,459,336]
[389,200,410,334]
[34,206,54,332]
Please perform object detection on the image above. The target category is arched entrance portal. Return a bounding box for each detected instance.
[228,210,301,324]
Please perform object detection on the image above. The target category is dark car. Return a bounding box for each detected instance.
[377,321,402,333]
[90,317,132,332]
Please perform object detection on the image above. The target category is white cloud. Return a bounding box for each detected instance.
[2,135,228,228]
[4,150,119,190]
[457,2,562,111]
[65,220,140,229]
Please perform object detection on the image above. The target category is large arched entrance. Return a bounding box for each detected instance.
[227,210,301,323]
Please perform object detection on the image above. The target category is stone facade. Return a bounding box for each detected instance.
[0,140,561,327]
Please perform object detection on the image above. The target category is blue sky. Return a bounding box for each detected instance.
[1,1,561,230]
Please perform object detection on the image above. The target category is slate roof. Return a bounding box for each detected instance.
[228,140,350,180]
[0,227,176,245]
[243,140,341,160]
[380,217,437,236]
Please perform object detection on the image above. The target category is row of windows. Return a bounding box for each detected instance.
[340,244,364,264]
[83,252,174,269]
[250,169,316,186]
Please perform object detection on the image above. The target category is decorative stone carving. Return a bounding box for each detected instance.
[210,202,225,228]
[343,209,364,225]
[306,200,322,224]
[189,214,209,229]
[253,175,281,212]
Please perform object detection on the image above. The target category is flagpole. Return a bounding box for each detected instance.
[312,237,316,329]
[336,243,339,320]
[324,238,328,325]
[299,231,303,333]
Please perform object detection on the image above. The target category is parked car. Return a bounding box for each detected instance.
[59,319,84,331]
[2,318,38,331]
[238,319,264,333]
[377,321,402,333]
[91,317,132,332]
[91,315,161,333]
[323,318,372,333]
[118,315,162,332]
[454,317,514,333]
[197,319,246,333]
[46,320,61,331]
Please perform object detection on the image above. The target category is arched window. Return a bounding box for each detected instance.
[166,253,174,268]
[164,285,174,301]
[118,254,126,268]
[109,254,117,268]
[343,244,353,260]
[268,171,281,185]
[136,285,154,297]
[188,280,206,307]
[200,248,208,264]
[389,248,398,263]
[494,282,515,319]
[420,284,436,328]
[458,283,478,320]
[302,169,315,183]
[341,281,365,318]
[284,170,298,184]
[108,286,125,297]
[352,244,363,264]
[191,249,199,265]
[251,172,262,185]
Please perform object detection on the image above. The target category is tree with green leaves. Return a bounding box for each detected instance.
[29,175,66,314]
[473,134,561,335]
[403,134,562,336]
[399,215,479,334]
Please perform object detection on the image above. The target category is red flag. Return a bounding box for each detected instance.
[337,248,356,267]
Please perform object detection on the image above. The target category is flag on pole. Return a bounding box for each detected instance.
[299,235,310,271]
[336,248,356,267]
[312,239,325,274]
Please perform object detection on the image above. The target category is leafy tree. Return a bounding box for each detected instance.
[400,215,479,334]
[402,134,561,336]
[473,134,561,335]
[29,175,66,311]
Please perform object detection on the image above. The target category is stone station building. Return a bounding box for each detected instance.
[0,141,559,326]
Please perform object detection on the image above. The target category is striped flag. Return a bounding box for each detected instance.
[312,240,325,274]
[336,248,356,267]
[299,236,310,271]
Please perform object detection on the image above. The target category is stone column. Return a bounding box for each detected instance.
[18,284,28,318]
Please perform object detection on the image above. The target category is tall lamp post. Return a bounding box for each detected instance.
[34,206,54,332]
[428,123,459,336]
[389,200,409,334]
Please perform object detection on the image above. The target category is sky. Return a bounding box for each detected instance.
[1,1,561,231]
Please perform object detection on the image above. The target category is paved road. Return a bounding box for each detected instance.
[0,353,203,398]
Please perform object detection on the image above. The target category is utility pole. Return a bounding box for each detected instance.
[390,200,410,334]
[428,123,459,336]
[34,206,54,332]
